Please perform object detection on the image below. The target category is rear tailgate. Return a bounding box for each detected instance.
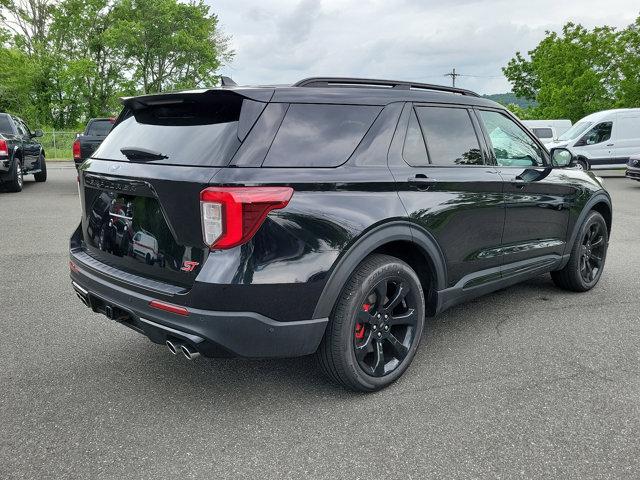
[77,88,273,288]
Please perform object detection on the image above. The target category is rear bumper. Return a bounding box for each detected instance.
[70,252,328,358]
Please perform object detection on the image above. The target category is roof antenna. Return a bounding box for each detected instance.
[220,76,237,87]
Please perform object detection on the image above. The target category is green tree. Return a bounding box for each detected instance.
[49,0,125,121]
[504,22,622,122]
[618,17,640,106]
[107,0,233,94]
[0,0,232,128]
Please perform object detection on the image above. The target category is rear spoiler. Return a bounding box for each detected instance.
[120,88,274,111]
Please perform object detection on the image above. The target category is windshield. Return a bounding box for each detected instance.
[558,121,592,141]
[0,115,14,135]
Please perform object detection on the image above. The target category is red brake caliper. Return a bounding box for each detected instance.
[355,303,370,340]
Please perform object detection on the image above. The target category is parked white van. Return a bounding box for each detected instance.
[132,230,159,265]
[522,119,572,144]
[547,108,640,170]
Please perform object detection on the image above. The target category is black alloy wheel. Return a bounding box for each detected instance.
[316,254,425,392]
[579,220,606,284]
[551,210,608,292]
[353,277,419,377]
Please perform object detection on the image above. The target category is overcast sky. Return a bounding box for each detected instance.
[210,0,639,95]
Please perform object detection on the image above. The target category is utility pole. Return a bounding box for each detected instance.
[445,68,460,87]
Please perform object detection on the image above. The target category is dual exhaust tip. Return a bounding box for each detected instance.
[166,339,200,360]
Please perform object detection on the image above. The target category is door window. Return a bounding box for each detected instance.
[575,122,612,146]
[479,110,545,167]
[415,106,483,165]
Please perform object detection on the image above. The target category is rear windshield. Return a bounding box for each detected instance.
[93,92,243,166]
[0,115,14,135]
[86,119,113,136]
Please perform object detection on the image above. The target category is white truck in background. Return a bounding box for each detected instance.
[522,119,572,145]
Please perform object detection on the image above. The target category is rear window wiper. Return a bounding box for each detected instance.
[120,147,168,161]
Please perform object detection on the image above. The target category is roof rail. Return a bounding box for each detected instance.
[293,77,480,97]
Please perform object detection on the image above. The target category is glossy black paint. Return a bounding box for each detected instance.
[70,83,611,358]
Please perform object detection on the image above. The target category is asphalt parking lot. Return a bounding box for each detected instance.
[1,164,639,479]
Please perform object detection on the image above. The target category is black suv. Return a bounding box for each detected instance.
[70,77,612,391]
[0,113,47,192]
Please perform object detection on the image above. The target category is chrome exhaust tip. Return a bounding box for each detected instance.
[166,339,179,355]
[180,344,200,360]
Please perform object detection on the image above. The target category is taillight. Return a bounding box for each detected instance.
[200,186,294,249]
[0,139,8,156]
[73,139,81,159]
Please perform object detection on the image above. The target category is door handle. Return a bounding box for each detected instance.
[408,174,435,190]
[408,174,435,183]
[606,143,614,147]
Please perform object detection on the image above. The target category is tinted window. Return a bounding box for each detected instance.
[403,109,428,166]
[577,122,612,146]
[0,115,14,134]
[94,92,243,166]
[415,107,483,166]
[87,119,113,136]
[479,110,544,167]
[532,127,553,139]
[263,104,381,167]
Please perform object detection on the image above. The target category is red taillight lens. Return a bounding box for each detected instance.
[149,300,189,316]
[200,186,294,249]
[72,139,81,159]
[0,139,8,156]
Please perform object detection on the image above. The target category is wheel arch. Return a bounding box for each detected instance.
[312,221,447,319]
[565,192,612,256]
[591,199,612,237]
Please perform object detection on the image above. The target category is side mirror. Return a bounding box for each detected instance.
[550,147,573,168]
[33,129,43,138]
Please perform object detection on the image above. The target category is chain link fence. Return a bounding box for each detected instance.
[40,130,79,160]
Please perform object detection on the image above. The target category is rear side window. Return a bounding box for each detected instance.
[415,107,483,166]
[263,104,381,167]
[87,120,113,136]
[532,127,553,139]
[94,92,243,166]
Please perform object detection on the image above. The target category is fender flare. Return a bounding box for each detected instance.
[312,221,447,319]
[563,191,612,257]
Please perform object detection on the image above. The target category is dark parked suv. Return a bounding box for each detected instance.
[70,77,612,391]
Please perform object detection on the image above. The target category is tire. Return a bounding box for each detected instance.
[551,211,608,292]
[5,157,24,192]
[316,254,425,392]
[575,158,589,171]
[34,154,47,182]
